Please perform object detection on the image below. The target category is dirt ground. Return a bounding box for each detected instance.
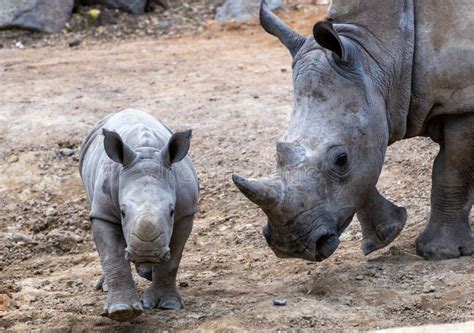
[1,7,473,332]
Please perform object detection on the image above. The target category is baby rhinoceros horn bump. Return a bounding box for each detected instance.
[134,216,159,242]
[232,174,282,208]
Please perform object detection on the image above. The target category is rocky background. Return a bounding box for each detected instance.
[0,0,307,48]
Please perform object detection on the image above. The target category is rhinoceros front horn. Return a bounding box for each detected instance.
[232,174,282,208]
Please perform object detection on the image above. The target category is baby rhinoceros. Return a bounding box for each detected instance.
[79,109,199,321]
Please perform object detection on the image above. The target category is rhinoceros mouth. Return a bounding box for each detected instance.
[125,246,170,264]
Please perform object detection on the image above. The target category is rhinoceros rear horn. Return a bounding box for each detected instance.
[260,0,305,57]
[232,174,282,208]
[102,128,137,166]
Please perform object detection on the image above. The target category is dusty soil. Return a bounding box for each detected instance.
[0,7,473,332]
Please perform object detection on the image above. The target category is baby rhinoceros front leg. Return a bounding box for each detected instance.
[357,188,407,255]
[142,215,193,310]
[92,219,143,321]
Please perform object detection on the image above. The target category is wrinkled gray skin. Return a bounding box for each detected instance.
[233,0,473,262]
[80,109,199,321]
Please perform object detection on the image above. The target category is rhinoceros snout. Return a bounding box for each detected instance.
[125,246,170,264]
[263,223,340,262]
[315,233,340,260]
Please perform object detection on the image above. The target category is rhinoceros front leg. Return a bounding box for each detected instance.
[143,214,193,310]
[357,188,407,255]
[416,115,474,260]
[91,218,143,321]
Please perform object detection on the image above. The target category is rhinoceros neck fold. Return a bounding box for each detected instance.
[328,0,415,144]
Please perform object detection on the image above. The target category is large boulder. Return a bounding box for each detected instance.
[0,0,74,33]
[216,0,283,22]
[77,0,148,14]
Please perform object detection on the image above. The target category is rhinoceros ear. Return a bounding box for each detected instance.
[102,128,137,166]
[313,21,347,61]
[260,0,306,57]
[161,130,192,166]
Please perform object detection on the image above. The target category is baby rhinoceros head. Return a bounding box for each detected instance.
[102,128,192,264]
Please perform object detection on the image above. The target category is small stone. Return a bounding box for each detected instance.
[0,294,10,311]
[11,233,32,243]
[59,148,74,157]
[273,298,288,306]
[423,285,436,293]
[46,207,58,217]
[7,155,19,163]
[355,275,364,281]
[68,38,82,48]
[87,9,101,19]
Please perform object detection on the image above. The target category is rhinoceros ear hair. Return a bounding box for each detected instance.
[313,21,347,61]
[102,128,137,166]
[161,130,192,166]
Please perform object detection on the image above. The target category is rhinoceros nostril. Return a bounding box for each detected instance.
[315,233,340,259]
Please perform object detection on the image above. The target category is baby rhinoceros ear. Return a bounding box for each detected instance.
[102,128,137,166]
[160,130,192,166]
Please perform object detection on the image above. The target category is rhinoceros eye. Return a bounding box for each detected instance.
[335,153,348,168]
[121,210,126,219]
[331,151,350,177]
[170,209,175,217]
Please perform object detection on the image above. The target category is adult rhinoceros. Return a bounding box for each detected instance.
[233,0,473,261]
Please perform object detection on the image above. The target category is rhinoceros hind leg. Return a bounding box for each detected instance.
[357,188,407,255]
[416,114,474,261]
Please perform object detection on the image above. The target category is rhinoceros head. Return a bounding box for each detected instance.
[102,128,192,264]
[233,2,389,261]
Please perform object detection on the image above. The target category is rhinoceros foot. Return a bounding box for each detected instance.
[143,286,183,310]
[416,226,474,261]
[360,204,407,256]
[103,290,143,321]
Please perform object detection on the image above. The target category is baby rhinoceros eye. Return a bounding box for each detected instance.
[332,152,350,176]
[170,209,175,217]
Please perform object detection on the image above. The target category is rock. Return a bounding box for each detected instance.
[59,148,74,157]
[46,207,58,217]
[6,154,19,163]
[68,38,82,48]
[423,285,436,293]
[48,228,84,244]
[0,293,10,311]
[272,298,288,306]
[11,232,32,243]
[216,0,283,22]
[78,0,148,15]
[0,0,74,33]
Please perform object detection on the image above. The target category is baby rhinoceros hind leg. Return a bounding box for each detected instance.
[357,188,407,255]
